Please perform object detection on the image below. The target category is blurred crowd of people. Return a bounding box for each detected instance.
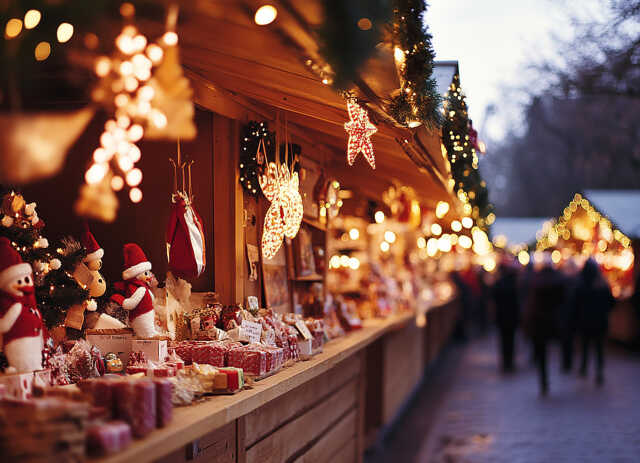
[453,254,616,396]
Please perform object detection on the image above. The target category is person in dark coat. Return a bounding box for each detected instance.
[558,259,580,373]
[575,259,615,386]
[523,256,566,395]
[491,258,520,372]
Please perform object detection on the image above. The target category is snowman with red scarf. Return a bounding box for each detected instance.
[0,237,45,372]
[113,243,158,338]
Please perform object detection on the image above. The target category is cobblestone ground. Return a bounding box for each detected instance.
[366,334,640,463]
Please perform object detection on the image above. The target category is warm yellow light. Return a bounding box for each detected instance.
[111,176,124,191]
[374,210,385,224]
[451,220,462,232]
[349,228,360,240]
[435,201,450,219]
[417,237,427,249]
[129,188,143,203]
[34,41,51,61]
[340,255,350,267]
[384,230,396,243]
[431,223,442,236]
[493,234,507,248]
[438,235,452,253]
[551,250,562,264]
[162,31,178,46]
[458,235,472,249]
[254,5,278,25]
[56,23,74,43]
[518,250,530,266]
[126,168,143,187]
[483,257,496,272]
[329,255,340,269]
[427,238,438,256]
[5,18,22,38]
[85,164,107,184]
[348,257,360,270]
[24,10,41,29]
[462,217,473,229]
[380,241,390,252]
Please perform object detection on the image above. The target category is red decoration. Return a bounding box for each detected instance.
[344,101,377,169]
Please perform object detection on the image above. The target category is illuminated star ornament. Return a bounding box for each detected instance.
[344,101,377,169]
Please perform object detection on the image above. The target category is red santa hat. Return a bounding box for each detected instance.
[122,243,152,280]
[81,222,104,263]
[0,237,32,290]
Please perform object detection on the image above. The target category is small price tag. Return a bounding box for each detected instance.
[295,320,313,340]
[263,329,276,346]
[247,296,259,312]
[240,320,262,344]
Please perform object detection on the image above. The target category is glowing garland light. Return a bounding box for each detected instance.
[344,101,377,169]
[83,24,173,204]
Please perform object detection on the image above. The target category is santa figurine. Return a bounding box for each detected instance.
[113,243,157,338]
[0,237,45,372]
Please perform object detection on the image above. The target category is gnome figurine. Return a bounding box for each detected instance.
[81,222,104,272]
[113,243,157,338]
[0,237,45,372]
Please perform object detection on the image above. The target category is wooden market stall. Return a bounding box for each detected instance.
[0,1,466,462]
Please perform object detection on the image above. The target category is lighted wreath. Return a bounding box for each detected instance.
[239,121,274,196]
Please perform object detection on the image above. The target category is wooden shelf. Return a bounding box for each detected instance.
[291,274,324,282]
[93,313,415,463]
[302,216,327,231]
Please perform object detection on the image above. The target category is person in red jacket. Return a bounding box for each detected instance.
[112,243,158,338]
[0,237,45,372]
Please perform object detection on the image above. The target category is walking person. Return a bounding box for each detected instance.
[575,258,615,386]
[491,256,520,372]
[558,258,580,373]
[523,254,566,396]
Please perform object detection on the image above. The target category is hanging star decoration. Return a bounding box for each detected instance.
[344,101,377,169]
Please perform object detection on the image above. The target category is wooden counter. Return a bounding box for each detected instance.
[96,312,416,463]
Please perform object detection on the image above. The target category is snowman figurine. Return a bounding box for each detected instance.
[0,237,45,372]
[112,243,158,338]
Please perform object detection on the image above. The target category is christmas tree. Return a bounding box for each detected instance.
[441,75,493,227]
[0,189,88,329]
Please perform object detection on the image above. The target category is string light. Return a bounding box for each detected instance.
[374,211,385,224]
[56,23,74,43]
[254,5,278,25]
[24,10,41,29]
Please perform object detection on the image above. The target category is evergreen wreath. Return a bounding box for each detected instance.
[239,121,274,196]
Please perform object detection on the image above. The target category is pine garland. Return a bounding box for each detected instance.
[388,0,442,128]
[239,121,274,196]
[442,75,493,224]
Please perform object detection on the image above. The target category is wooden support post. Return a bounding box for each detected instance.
[212,114,245,303]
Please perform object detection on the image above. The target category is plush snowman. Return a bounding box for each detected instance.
[0,237,45,372]
[113,243,157,338]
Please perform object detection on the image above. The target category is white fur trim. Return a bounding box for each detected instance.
[123,287,147,311]
[130,310,157,338]
[0,263,32,290]
[4,335,43,372]
[86,299,98,311]
[0,302,21,333]
[93,314,126,330]
[184,206,206,276]
[122,261,151,280]
[85,248,104,262]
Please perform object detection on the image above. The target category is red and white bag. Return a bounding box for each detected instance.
[166,194,206,280]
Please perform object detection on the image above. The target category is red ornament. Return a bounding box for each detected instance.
[344,102,377,169]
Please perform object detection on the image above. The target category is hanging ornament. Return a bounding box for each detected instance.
[280,166,303,239]
[259,163,286,259]
[344,101,377,169]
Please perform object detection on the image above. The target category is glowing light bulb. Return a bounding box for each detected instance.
[435,201,449,218]
[5,18,22,38]
[34,41,51,61]
[128,145,141,162]
[56,23,74,43]
[118,156,134,172]
[85,164,107,184]
[518,250,530,266]
[254,5,278,25]
[126,168,142,186]
[384,230,396,243]
[349,228,360,240]
[128,124,144,142]
[374,211,385,224]
[458,235,472,249]
[380,241,390,252]
[162,31,178,46]
[111,176,124,191]
[451,220,462,232]
[129,188,143,203]
[146,44,163,63]
[431,223,442,236]
[417,237,426,249]
[24,10,41,29]
[462,217,473,229]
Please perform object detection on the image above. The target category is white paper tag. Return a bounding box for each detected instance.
[295,320,313,340]
[263,329,276,346]
[240,320,262,344]
[247,295,259,312]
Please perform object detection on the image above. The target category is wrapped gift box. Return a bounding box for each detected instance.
[131,339,168,363]
[191,342,226,367]
[87,332,134,365]
[0,371,34,399]
[87,420,132,456]
[227,346,267,376]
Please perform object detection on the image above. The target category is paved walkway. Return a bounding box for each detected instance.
[366,334,640,463]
